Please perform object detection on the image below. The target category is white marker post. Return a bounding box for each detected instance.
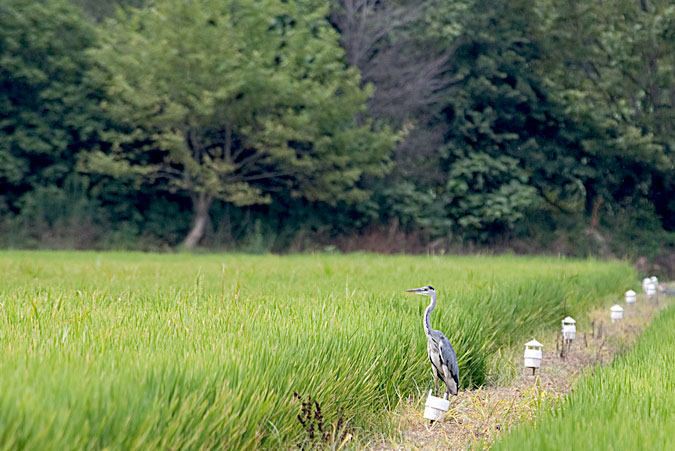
[610,304,624,323]
[524,339,543,375]
[625,290,636,304]
[423,390,450,422]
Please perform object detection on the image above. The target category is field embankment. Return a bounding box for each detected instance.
[0,251,634,449]
[492,294,675,450]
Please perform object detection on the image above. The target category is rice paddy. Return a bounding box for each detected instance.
[0,251,635,449]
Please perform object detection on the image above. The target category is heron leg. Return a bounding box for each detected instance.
[431,366,439,396]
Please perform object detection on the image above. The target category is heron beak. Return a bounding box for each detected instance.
[405,288,423,293]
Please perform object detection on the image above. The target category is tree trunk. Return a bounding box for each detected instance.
[183,193,214,250]
[590,196,603,229]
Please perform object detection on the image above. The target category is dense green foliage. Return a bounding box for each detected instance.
[0,252,634,448]
[493,301,675,450]
[84,0,396,248]
[0,0,101,228]
[0,0,673,260]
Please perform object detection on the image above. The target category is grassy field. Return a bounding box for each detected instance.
[492,299,675,450]
[0,251,634,449]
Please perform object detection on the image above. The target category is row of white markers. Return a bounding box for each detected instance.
[524,275,661,372]
[424,275,662,421]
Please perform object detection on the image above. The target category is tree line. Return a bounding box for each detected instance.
[1,0,673,261]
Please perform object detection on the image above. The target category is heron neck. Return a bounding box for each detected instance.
[424,292,436,336]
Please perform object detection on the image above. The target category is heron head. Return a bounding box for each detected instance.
[405,285,435,296]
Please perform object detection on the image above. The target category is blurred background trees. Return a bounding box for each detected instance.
[83,0,396,249]
[1,0,673,269]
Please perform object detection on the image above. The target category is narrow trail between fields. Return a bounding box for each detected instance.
[369,288,674,450]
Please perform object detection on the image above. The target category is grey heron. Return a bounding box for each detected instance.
[406,285,459,398]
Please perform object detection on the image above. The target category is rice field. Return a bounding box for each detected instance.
[0,251,635,449]
[492,297,675,450]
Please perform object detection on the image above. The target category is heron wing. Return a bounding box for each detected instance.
[437,333,459,393]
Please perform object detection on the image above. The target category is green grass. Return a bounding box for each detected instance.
[0,251,634,449]
[492,302,675,451]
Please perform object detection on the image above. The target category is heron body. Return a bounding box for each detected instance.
[407,285,459,397]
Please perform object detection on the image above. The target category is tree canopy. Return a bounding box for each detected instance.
[1,0,673,265]
[84,0,397,247]
[0,0,100,210]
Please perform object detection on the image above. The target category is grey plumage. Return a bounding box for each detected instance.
[406,285,459,397]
